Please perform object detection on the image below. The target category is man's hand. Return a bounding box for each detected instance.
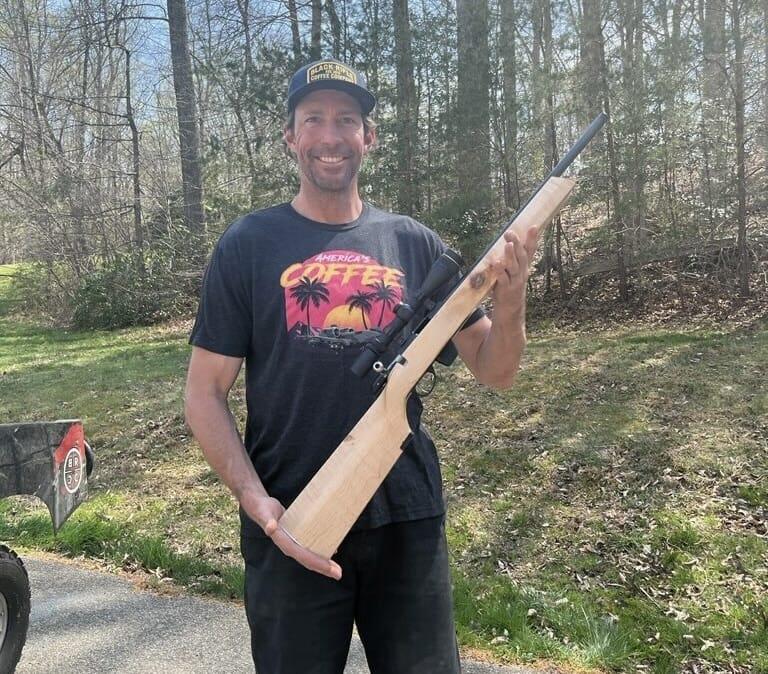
[241,491,343,581]
[488,225,539,323]
[452,225,539,389]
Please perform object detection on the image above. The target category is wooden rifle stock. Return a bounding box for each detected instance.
[279,176,576,558]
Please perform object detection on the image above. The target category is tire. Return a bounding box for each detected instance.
[85,440,95,477]
[0,546,30,673]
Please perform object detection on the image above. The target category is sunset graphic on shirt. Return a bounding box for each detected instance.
[280,250,404,343]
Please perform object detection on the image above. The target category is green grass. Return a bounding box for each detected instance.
[0,280,767,672]
[429,321,768,672]
[0,498,243,598]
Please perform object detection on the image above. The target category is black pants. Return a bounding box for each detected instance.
[242,516,461,674]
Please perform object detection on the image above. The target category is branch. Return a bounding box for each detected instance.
[0,144,23,172]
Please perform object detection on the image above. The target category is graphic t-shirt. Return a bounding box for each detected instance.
[189,202,482,540]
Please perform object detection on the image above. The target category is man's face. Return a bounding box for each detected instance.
[284,89,375,194]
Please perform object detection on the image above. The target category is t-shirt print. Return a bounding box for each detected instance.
[280,249,404,349]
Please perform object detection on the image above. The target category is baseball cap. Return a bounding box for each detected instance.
[287,59,376,115]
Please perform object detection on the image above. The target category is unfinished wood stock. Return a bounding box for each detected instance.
[278,176,576,558]
[277,391,410,558]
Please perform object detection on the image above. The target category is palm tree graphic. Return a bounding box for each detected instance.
[367,280,399,327]
[290,276,330,334]
[345,291,374,329]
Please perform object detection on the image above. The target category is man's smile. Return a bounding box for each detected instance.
[314,155,347,165]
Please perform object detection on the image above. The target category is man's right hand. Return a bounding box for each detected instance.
[243,492,343,581]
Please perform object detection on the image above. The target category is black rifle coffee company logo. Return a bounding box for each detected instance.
[307,61,356,85]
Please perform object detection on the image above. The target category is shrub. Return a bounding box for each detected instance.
[71,250,200,330]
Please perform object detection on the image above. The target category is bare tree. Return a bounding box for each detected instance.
[456,0,490,212]
[500,0,519,210]
[620,0,647,252]
[167,0,206,259]
[286,0,302,65]
[326,0,343,58]
[393,0,418,215]
[582,0,628,300]
[700,0,728,228]
[730,0,749,296]
[763,0,768,195]
[311,0,322,59]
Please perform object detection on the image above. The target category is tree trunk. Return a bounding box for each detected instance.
[658,0,684,285]
[393,0,418,215]
[167,0,207,258]
[580,0,602,126]
[72,39,89,275]
[456,0,490,215]
[326,0,342,59]
[763,0,768,197]
[287,0,302,65]
[500,0,519,209]
[124,47,144,267]
[626,0,646,251]
[701,0,727,227]
[556,218,568,294]
[582,0,628,300]
[235,0,260,206]
[605,109,627,302]
[311,0,322,60]
[366,0,380,91]
[423,15,433,215]
[543,1,566,294]
[731,0,749,296]
[536,0,558,293]
[531,0,544,174]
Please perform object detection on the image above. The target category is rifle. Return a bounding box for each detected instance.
[278,113,608,558]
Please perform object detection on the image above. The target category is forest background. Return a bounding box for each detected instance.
[1,0,767,672]
[0,0,766,323]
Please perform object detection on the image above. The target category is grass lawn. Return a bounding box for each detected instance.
[0,267,766,672]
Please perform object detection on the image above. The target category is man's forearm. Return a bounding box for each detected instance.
[184,392,267,503]
[473,311,526,389]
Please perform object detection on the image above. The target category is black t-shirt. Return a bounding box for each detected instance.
[189,202,482,540]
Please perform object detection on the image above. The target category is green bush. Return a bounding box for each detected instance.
[72,250,199,330]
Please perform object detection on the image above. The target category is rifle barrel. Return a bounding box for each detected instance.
[478,112,608,263]
[551,112,608,178]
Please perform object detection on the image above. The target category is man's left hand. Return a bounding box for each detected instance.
[488,225,539,321]
[452,224,540,389]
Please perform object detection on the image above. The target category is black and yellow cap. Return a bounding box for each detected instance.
[287,59,376,115]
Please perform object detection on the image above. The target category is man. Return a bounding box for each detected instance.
[185,58,538,673]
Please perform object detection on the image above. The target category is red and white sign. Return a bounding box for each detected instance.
[62,447,83,494]
[55,422,85,495]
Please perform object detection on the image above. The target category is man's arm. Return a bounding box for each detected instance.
[452,227,537,389]
[184,346,342,579]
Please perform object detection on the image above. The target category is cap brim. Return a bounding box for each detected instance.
[288,80,376,115]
